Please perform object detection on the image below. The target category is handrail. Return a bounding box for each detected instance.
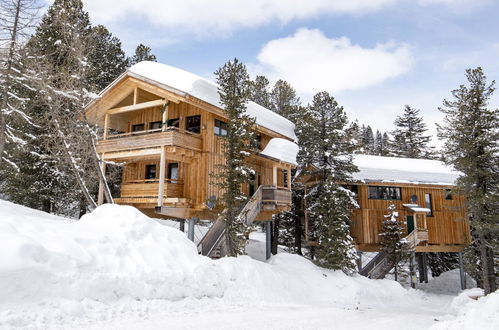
[124,179,184,185]
[106,126,179,139]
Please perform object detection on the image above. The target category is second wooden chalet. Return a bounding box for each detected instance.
[304,155,471,254]
[85,61,298,224]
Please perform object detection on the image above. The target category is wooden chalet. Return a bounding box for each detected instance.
[304,155,470,254]
[85,61,298,227]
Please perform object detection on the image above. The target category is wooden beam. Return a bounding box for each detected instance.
[103,114,109,140]
[272,166,277,186]
[128,77,182,104]
[133,87,138,105]
[108,99,166,115]
[287,169,291,189]
[157,146,167,207]
[162,103,169,132]
[97,154,106,205]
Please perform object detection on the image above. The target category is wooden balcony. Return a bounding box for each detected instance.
[120,179,184,198]
[261,186,292,206]
[96,128,202,155]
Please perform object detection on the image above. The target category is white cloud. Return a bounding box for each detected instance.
[80,0,397,37]
[250,28,413,95]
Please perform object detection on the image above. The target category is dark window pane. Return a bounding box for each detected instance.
[132,124,145,132]
[445,189,453,200]
[145,164,156,180]
[368,186,401,200]
[186,115,201,134]
[149,121,162,130]
[167,118,180,128]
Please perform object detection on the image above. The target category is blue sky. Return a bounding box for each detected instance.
[75,0,499,142]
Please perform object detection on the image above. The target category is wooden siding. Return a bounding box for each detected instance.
[351,182,470,250]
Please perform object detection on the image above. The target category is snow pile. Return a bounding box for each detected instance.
[431,289,499,330]
[260,138,299,165]
[126,61,297,141]
[353,154,460,185]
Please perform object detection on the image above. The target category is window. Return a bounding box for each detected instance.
[368,186,401,200]
[214,119,228,136]
[186,115,201,134]
[132,123,145,132]
[168,163,179,182]
[149,121,162,130]
[145,164,156,180]
[425,193,433,217]
[444,189,453,200]
[256,134,262,149]
[167,118,180,128]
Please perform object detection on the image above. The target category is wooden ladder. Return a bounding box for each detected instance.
[197,186,264,258]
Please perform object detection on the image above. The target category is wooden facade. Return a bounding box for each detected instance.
[85,66,295,220]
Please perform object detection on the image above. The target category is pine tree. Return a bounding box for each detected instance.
[391,105,432,158]
[379,204,411,281]
[214,58,256,256]
[270,79,300,121]
[249,75,272,109]
[437,67,498,295]
[299,91,358,271]
[130,43,156,65]
[346,120,363,153]
[361,125,375,154]
[87,25,128,90]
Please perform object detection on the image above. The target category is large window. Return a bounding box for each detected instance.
[368,186,401,200]
[186,115,201,134]
[425,193,433,217]
[168,163,179,182]
[214,119,228,136]
[132,123,145,132]
[145,164,156,180]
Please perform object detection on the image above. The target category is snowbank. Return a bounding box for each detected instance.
[352,154,460,185]
[260,138,299,165]
[431,289,499,330]
[127,61,297,141]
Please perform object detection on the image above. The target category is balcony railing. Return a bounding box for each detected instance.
[120,179,184,198]
[96,127,202,154]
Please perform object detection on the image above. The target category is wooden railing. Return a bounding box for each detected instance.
[120,179,184,198]
[96,128,202,154]
[261,186,292,204]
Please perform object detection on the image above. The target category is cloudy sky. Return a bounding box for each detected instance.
[73,0,499,141]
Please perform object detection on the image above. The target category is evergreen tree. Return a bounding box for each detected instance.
[87,25,128,90]
[249,75,272,109]
[130,43,156,65]
[270,79,300,121]
[214,58,256,256]
[426,252,459,277]
[346,120,363,153]
[391,105,432,158]
[298,91,358,271]
[361,125,375,154]
[379,204,411,281]
[437,67,498,295]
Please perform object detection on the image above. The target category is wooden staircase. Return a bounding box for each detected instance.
[359,228,429,279]
[198,185,287,258]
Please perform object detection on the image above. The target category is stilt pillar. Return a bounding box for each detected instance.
[157,146,167,207]
[97,155,106,205]
[265,221,272,260]
[188,217,197,241]
[459,252,466,290]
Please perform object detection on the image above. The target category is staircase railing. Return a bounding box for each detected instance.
[197,185,264,257]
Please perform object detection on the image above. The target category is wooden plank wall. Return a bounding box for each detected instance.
[352,183,469,246]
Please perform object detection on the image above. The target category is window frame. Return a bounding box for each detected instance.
[132,123,145,132]
[167,118,180,128]
[149,121,162,130]
[214,119,228,136]
[145,164,157,180]
[368,186,402,200]
[185,115,201,134]
[444,188,453,200]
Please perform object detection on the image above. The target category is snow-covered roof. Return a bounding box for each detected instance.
[260,138,299,166]
[352,155,460,185]
[127,61,296,141]
[403,204,431,213]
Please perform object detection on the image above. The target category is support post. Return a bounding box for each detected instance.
[265,221,272,260]
[410,252,417,289]
[103,114,109,140]
[162,102,169,132]
[459,252,466,290]
[133,87,138,105]
[272,166,277,187]
[157,146,167,207]
[188,217,197,242]
[287,168,292,189]
[97,155,106,205]
[179,219,185,232]
[422,253,429,283]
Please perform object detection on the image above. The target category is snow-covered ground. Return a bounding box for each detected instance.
[0,200,496,330]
